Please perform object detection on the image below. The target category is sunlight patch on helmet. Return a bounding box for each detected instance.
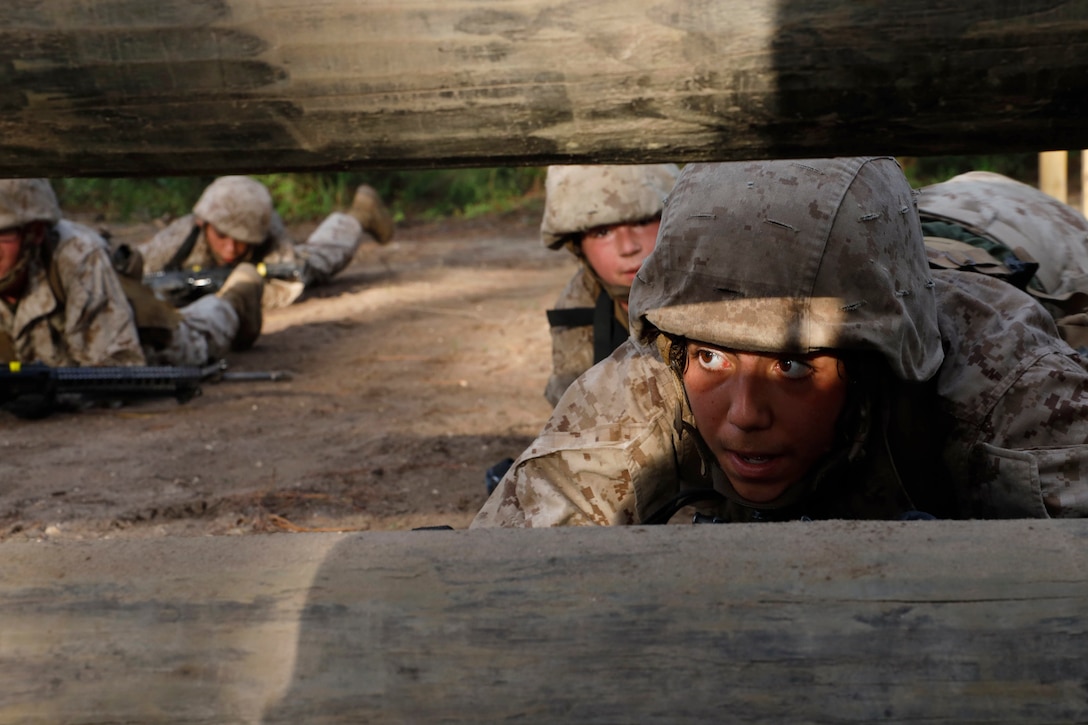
[645,296,853,354]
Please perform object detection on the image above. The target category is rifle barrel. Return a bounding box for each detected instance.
[48,365,206,383]
[219,370,293,382]
[3,361,293,420]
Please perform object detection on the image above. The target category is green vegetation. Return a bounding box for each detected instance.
[52,155,1065,225]
[52,176,212,222]
[53,168,547,224]
[897,154,1039,188]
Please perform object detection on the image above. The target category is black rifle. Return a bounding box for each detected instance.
[143,262,303,307]
[0,360,292,419]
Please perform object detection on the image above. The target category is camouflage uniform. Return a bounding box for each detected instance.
[0,180,246,368]
[472,158,1088,527]
[917,171,1088,351]
[140,176,393,309]
[1,219,146,366]
[541,164,679,406]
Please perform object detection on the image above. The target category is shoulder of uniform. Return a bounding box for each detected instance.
[932,271,1070,388]
[50,219,110,257]
[552,266,600,308]
[149,214,198,242]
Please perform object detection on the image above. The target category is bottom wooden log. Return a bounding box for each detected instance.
[0,521,1086,723]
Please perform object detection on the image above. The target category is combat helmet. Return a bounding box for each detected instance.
[917,171,1088,297]
[540,164,680,250]
[193,176,273,244]
[630,157,944,383]
[0,179,61,230]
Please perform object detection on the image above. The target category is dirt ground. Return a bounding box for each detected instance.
[0,208,572,541]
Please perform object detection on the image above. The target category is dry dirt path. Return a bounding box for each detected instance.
[0,212,572,541]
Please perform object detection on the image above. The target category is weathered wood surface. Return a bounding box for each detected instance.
[1,520,1086,723]
[2,1,1088,176]
[1039,151,1069,203]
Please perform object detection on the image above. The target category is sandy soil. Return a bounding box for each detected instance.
[0,209,571,541]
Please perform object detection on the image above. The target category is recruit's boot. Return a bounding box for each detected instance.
[215,262,264,350]
[349,184,395,244]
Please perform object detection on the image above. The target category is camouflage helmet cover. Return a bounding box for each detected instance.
[193,176,273,244]
[917,170,1088,296]
[540,164,680,249]
[629,157,944,383]
[0,179,61,230]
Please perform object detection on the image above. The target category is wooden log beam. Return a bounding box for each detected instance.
[1039,151,1069,202]
[1,1,1087,176]
[1,521,1087,723]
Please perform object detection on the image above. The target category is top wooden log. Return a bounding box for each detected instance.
[1,0,1087,176]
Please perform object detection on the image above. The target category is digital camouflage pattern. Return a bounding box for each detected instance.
[0,220,146,367]
[917,171,1088,352]
[472,158,1088,527]
[192,176,274,244]
[0,179,242,368]
[0,219,244,368]
[0,178,61,230]
[540,164,680,249]
[0,179,64,299]
[542,164,679,406]
[544,266,602,407]
[142,183,368,309]
[632,157,944,382]
[931,271,1088,517]
[917,171,1088,299]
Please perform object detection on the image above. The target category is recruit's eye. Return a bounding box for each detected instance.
[693,347,729,372]
[777,357,815,380]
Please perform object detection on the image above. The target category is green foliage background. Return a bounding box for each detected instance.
[51,154,1061,224]
[897,153,1039,188]
[53,168,547,224]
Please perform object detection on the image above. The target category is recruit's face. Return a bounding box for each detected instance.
[682,342,848,504]
[580,218,660,309]
[0,228,22,279]
[205,223,252,265]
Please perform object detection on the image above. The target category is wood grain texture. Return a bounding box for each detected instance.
[1,520,1086,723]
[0,1,1086,175]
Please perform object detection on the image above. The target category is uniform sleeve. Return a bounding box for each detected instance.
[934,272,1088,517]
[970,353,1088,517]
[471,340,686,527]
[54,224,146,366]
